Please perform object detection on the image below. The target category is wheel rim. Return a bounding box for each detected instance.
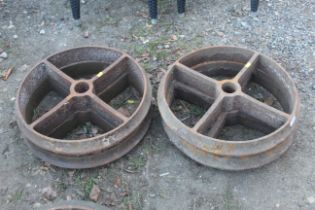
[16,47,152,169]
[158,46,300,170]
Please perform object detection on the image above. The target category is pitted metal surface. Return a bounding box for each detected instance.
[16,47,152,169]
[158,46,300,170]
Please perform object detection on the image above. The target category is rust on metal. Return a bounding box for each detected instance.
[16,47,152,169]
[158,46,300,170]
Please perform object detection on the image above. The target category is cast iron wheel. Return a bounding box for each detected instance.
[158,46,300,170]
[16,47,152,169]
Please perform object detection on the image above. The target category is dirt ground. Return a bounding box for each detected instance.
[0,0,315,209]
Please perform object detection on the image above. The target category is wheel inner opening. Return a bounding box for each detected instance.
[61,61,109,79]
[222,82,237,94]
[74,82,90,93]
[24,76,68,124]
[214,112,277,141]
[33,110,116,140]
[193,61,242,81]
[170,84,212,127]
[171,98,209,127]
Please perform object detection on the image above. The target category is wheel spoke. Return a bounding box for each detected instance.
[237,94,289,129]
[31,97,75,136]
[235,53,260,88]
[44,61,74,95]
[174,63,219,99]
[206,113,227,138]
[91,95,128,128]
[92,55,128,85]
[174,81,215,108]
[92,56,130,102]
[193,95,225,134]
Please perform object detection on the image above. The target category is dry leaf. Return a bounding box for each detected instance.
[89,184,101,202]
[127,99,135,104]
[1,66,14,81]
[264,97,274,106]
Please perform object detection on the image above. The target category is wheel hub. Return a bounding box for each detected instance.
[158,46,300,170]
[16,47,152,169]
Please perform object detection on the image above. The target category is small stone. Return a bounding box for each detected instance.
[275,203,280,208]
[18,64,29,72]
[312,85,315,90]
[13,35,18,39]
[307,196,315,204]
[39,29,46,34]
[89,184,101,202]
[0,48,3,53]
[42,186,57,201]
[8,21,15,29]
[68,170,75,177]
[171,35,178,41]
[0,51,8,59]
[240,21,250,29]
[216,31,225,37]
[164,44,170,49]
[33,202,41,208]
[83,31,89,38]
[91,127,98,135]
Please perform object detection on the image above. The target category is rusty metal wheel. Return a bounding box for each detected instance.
[158,46,300,170]
[39,200,106,210]
[16,47,152,169]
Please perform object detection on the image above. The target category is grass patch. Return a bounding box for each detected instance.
[84,177,94,197]
[74,171,98,197]
[128,155,146,171]
[223,186,243,210]
[123,192,143,210]
[9,189,23,203]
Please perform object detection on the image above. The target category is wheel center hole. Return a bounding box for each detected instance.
[222,82,237,93]
[74,82,90,93]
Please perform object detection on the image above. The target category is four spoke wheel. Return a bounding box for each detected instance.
[16,47,152,169]
[158,46,300,170]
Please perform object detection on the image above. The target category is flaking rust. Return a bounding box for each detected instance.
[158,46,300,170]
[16,46,152,169]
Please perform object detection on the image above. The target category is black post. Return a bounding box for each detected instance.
[70,0,81,20]
[251,0,259,12]
[148,0,158,24]
[177,0,186,14]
